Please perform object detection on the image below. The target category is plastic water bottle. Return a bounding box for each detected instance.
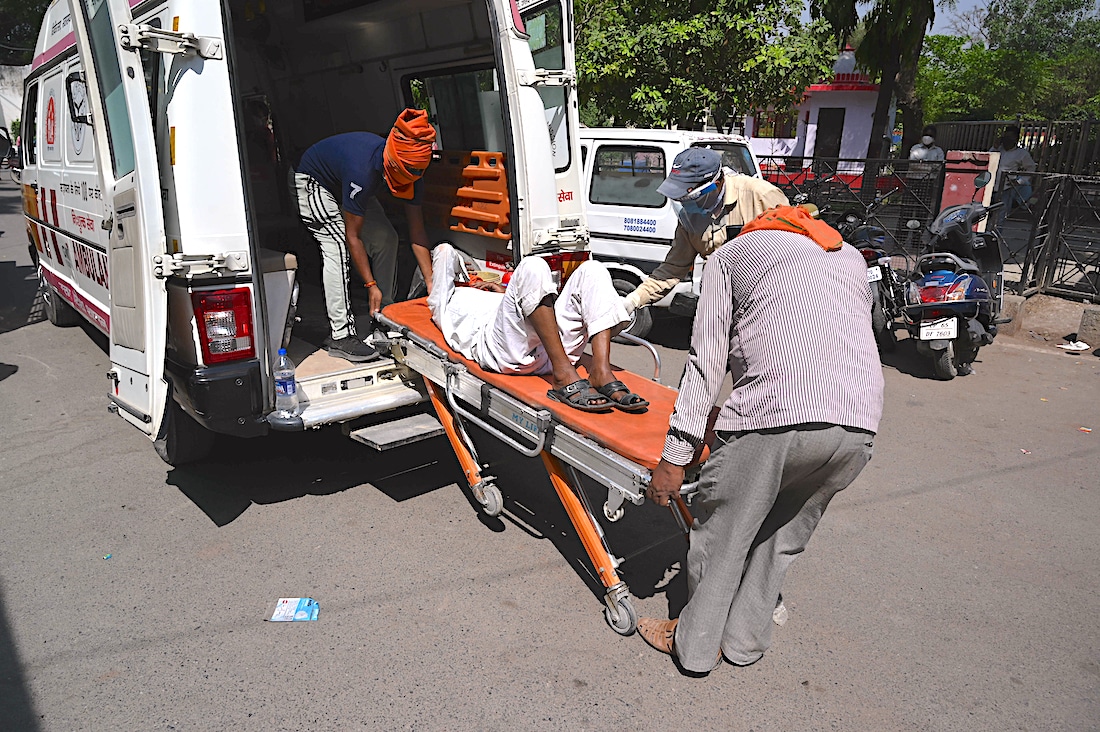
[274,348,299,418]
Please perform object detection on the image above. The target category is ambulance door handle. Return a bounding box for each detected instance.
[102,216,113,232]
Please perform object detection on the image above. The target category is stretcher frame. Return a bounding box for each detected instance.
[377,311,698,635]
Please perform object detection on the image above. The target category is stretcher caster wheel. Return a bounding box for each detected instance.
[603,501,625,522]
[479,483,503,517]
[604,597,637,636]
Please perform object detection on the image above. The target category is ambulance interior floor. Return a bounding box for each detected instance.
[279,240,423,374]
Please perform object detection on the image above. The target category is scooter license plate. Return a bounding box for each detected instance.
[867,266,883,282]
[920,317,957,340]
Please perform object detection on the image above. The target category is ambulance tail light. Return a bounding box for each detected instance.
[545,250,590,288]
[191,288,256,365]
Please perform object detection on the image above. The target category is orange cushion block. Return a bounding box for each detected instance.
[383,299,696,471]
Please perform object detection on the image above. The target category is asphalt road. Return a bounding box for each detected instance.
[1,176,1098,731]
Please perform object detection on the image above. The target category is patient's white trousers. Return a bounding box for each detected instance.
[427,243,628,375]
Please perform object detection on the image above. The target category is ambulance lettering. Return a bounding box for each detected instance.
[73,241,109,289]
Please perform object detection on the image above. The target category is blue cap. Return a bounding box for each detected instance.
[657,148,722,200]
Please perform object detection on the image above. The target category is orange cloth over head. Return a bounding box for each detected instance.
[740,205,844,251]
[383,108,437,200]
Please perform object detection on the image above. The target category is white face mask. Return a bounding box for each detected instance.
[921,135,935,146]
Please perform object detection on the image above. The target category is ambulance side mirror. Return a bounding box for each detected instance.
[65,72,92,126]
[974,171,991,189]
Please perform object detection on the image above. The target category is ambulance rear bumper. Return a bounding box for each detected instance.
[165,357,269,438]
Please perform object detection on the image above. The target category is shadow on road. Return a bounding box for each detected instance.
[0,585,40,732]
[880,332,995,380]
[0,261,46,336]
[466,426,689,617]
[166,426,462,526]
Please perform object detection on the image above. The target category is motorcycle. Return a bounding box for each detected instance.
[792,180,905,352]
[826,189,904,352]
[902,172,1010,379]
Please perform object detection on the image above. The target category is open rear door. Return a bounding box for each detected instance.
[70,0,168,436]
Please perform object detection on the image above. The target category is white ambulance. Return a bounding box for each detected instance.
[18,0,586,463]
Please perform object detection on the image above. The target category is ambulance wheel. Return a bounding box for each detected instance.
[612,279,652,342]
[480,483,503,517]
[603,501,625,522]
[41,273,82,327]
[932,342,957,380]
[604,597,637,636]
[154,397,216,466]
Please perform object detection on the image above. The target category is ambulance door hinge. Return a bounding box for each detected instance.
[516,68,575,87]
[533,226,589,248]
[152,252,250,279]
[118,24,224,60]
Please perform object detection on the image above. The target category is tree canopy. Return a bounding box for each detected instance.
[575,0,836,130]
[918,0,1100,122]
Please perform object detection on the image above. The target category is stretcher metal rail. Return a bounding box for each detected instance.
[377,309,697,635]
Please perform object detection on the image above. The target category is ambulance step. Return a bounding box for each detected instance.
[347,414,445,450]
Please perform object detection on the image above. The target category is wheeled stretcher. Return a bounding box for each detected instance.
[377,299,700,635]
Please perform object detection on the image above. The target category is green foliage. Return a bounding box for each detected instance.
[916,35,1044,121]
[9,118,19,138]
[576,0,836,129]
[918,0,1100,123]
[0,0,50,65]
[986,0,1100,56]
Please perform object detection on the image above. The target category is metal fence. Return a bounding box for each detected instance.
[1014,174,1100,303]
[757,155,945,270]
[936,120,1100,176]
[758,156,1100,303]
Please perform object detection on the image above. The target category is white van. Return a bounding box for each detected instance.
[19,0,585,464]
[578,128,760,338]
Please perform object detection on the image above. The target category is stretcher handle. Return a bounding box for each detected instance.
[444,368,552,458]
[375,313,451,361]
[616,332,661,381]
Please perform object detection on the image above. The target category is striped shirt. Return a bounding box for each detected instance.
[662,229,885,466]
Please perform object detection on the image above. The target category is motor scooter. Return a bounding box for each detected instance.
[902,172,1011,379]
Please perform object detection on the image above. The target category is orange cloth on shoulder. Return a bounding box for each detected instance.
[740,205,844,251]
[383,108,437,200]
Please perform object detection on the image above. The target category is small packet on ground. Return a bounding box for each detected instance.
[269,597,319,622]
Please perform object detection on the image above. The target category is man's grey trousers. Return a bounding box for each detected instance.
[674,424,874,673]
[293,172,398,340]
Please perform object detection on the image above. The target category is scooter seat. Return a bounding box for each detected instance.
[917,253,981,275]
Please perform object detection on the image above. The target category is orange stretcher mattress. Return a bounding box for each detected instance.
[383,299,693,471]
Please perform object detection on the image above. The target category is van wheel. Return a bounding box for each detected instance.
[154,397,216,466]
[612,278,653,342]
[41,272,82,327]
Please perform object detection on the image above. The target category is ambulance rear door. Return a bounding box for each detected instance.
[70,0,168,435]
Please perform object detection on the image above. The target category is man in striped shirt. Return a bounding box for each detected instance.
[636,193,885,673]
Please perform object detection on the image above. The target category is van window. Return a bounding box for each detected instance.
[406,67,501,151]
[522,1,570,173]
[694,143,757,177]
[590,145,665,208]
[23,82,39,164]
[82,0,136,177]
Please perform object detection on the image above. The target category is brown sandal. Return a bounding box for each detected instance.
[638,617,723,671]
[638,617,677,655]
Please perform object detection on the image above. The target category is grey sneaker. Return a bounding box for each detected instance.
[323,336,380,363]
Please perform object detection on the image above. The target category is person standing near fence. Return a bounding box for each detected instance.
[990,125,1037,224]
[898,125,945,246]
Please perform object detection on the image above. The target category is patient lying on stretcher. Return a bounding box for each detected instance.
[426,243,649,413]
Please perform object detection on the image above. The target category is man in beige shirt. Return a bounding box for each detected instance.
[623,148,789,314]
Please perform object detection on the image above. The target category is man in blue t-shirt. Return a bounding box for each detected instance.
[292,109,436,362]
